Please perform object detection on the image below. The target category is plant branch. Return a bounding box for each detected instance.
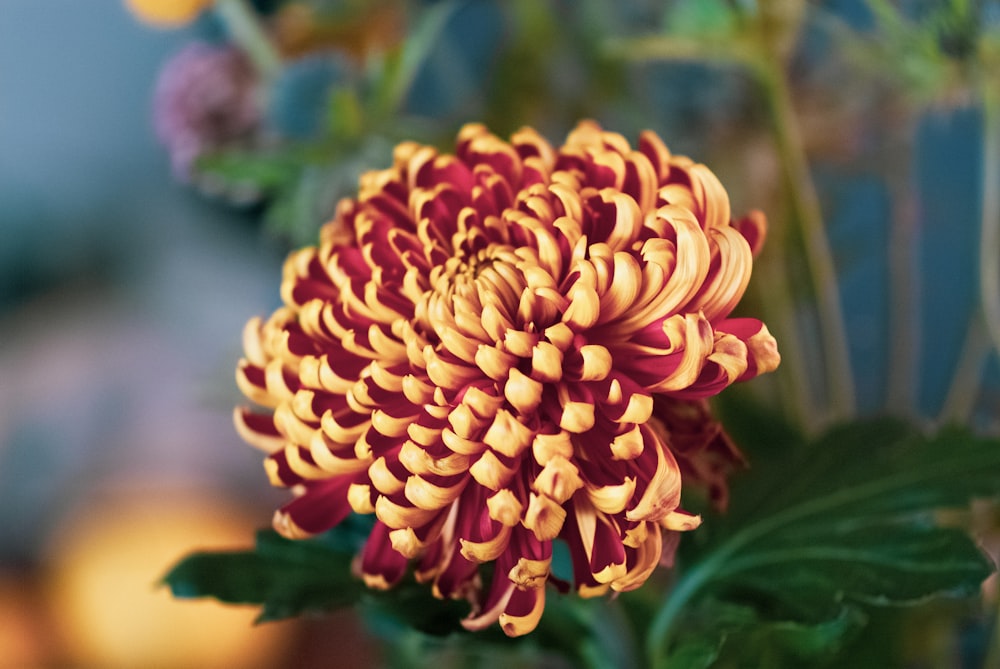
[984,596,1000,669]
[884,121,921,417]
[938,317,988,425]
[938,80,1000,425]
[753,244,817,430]
[214,0,283,81]
[603,35,756,65]
[978,81,1000,358]
[752,58,857,423]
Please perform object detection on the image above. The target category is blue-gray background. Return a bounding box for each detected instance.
[0,0,286,562]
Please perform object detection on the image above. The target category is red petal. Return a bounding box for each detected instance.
[360,520,410,589]
[274,475,356,538]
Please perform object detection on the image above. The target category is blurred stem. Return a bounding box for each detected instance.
[214,0,282,81]
[939,81,1000,424]
[754,244,816,431]
[645,557,716,668]
[885,122,920,417]
[604,35,755,65]
[937,318,987,424]
[979,82,1000,359]
[379,1,458,118]
[604,37,815,428]
[938,309,990,423]
[985,598,1000,669]
[752,57,857,423]
[608,21,851,426]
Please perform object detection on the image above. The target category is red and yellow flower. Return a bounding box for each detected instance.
[235,121,779,636]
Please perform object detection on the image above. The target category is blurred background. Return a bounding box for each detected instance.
[1,0,997,666]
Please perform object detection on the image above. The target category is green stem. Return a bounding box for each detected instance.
[938,317,988,425]
[645,556,719,667]
[603,35,756,65]
[984,597,1000,669]
[214,0,282,81]
[753,58,857,423]
[754,242,817,431]
[978,82,1000,359]
[884,122,920,417]
[605,38,816,430]
[380,1,458,117]
[938,81,1000,425]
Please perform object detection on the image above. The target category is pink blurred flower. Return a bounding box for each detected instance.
[153,41,260,180]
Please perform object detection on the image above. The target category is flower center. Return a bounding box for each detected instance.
[417,240,566,351]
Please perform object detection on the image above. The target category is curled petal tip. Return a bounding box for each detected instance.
[748,325,781,376]
[661,510,702,532]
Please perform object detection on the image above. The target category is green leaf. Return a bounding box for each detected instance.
[366,593,639,669]
[723,419,1000,528]
[372,0,460,117]
[163,514,633,667]
[195,148,304,194]
[361,582,471,638]
[162,528,363,622]
[740,607,867,659]
[722,524,991,615]
[163,516,462,638]
[659,639,720,669]
[326,86,365,140]
[264,137,393,245]
[263,164,335,244]
[664,600,867,669]
[663,0,739,38]
[649,417,1000,667]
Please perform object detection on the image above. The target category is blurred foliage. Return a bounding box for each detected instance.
[654,397,1000,668]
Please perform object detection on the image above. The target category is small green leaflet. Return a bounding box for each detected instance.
[163,516,473,634]
[371,0,460,118]
[195,148,304,195]
[662,0,740,39]
[649,414,999,668]
[665,600,867,669]
[163,527,363,624]
[163,521,637,667]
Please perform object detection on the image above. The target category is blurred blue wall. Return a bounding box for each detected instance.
[0,0,286,564]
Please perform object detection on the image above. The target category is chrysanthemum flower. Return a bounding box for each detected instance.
[235,121,780,636]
